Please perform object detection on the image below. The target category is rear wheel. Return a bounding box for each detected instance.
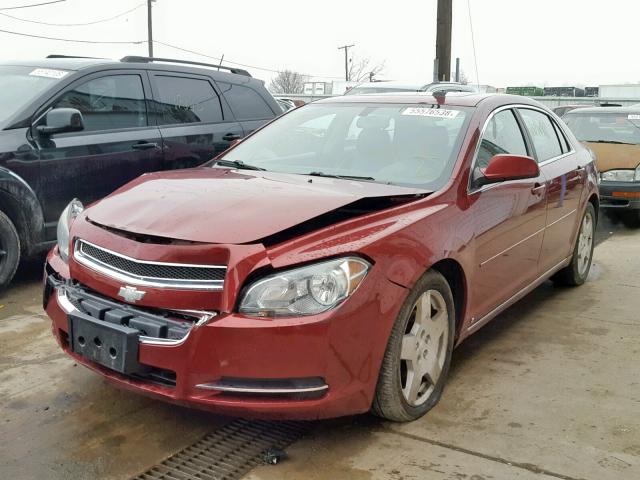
[372,270,455,422]
[553,203,595,286]
[0,210,20,290]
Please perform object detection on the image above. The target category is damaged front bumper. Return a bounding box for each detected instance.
[44,249,406,420]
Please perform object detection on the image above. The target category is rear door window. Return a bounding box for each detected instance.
[217,82,274,120]
[54,74,147,131]
[518,108,563,162]
[153,75,223,124]
[476,109,528,169]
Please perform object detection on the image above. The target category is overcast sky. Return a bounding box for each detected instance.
[1,0,638,88]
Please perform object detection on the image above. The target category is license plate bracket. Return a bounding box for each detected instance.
[68,312,141,374]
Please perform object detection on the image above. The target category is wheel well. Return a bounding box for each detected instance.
[0,192,28,253]
[588,194,599,224]
[431,259,466,341]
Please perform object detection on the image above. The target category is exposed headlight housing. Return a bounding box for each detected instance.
[239,257,371,317]
[56,198,83,262]
[600,165,640,182]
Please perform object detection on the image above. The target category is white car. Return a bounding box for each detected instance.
[345,81,478,96]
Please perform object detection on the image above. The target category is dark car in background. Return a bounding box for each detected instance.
[563,106,640,226]
[0,55,280,288]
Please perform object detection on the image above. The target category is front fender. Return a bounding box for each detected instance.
[0,168,45,254]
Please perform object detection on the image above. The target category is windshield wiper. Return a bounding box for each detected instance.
[307,171,376,181]
[586,140,635,145]
[214,159,266,171]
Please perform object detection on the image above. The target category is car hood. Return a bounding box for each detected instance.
[585,142,640,171]
[86,168,428,244]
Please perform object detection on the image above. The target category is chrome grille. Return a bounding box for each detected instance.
[74,240,226,290]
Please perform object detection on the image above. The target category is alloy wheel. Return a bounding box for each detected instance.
[577,210,594,276]
[400,289,449,406]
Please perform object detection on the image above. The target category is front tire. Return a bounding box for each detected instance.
[372,270,455,422]
[0,211,20,290]
[553,203,595,286]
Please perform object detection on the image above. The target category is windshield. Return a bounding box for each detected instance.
[219,103,471,190]
[0,66,68,127]
[564,112,640,145]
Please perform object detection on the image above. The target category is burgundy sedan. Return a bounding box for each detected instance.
[44,93,598,421]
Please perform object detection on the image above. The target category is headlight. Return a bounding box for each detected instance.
[239,257,371,317]
[56,198,84,262]
[600,166,640,182]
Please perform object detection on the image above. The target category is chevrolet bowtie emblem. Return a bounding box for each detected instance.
[118,286,146,303]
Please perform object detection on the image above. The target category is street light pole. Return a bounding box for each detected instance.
[435,0,452,81]
[147,0,153,57]
[338,44,355,81]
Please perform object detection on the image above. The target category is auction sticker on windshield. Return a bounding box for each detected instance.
[628,114,640,120]
[29,68,69,79]
[402,107,460,119]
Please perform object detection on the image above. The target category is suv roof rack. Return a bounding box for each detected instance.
[47,54,102,59]
[120,56,251,77]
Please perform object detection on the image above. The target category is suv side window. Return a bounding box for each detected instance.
[217,82,274,120]
[154,76,223,124]
[54,74,146,131]
[476,109,528,169]
[518,108,563,162]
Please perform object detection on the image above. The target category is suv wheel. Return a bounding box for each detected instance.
[372,270,455,422]
[0,211,20,290]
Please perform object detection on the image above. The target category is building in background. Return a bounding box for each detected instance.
[543,86,585,97]
[506,86,544,96]
[598,84,640,99]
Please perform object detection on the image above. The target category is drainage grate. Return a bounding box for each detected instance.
[134,419,308,480]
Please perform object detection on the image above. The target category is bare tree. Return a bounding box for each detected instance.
[348,56,386,82]
[269,70,308,94]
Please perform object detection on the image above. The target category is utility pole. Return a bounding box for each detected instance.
[435,0,452,82]
[338,44,354,81]
[147,0,153,57]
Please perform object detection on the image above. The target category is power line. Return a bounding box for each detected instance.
[0,27,144,44]
[156,40,342,79]
[467,0,480,88]
[0,3,144,26]
[0,0,65,11]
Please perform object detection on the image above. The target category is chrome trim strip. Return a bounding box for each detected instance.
[546,208,577,229]
[479,227,546,267]
[57,289,76,314]
[56,288,210,346]
[467,256,571,334]
[194,383,329,394]
[74,240,225,291]
[78,239,226,269]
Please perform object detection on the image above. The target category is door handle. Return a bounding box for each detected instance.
[531,183,546,194]
[222,133,241,141]
[131,142,159,150]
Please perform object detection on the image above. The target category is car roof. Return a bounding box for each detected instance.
[0,57,258,83]
[563,106,640,115]
[350,81,428,90]
[316,92,539,108]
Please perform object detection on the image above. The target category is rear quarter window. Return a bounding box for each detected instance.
[153,75,223,125]
[217,82,274,120]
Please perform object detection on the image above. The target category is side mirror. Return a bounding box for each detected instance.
[475,154,539,188]
[36,108,84,136]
